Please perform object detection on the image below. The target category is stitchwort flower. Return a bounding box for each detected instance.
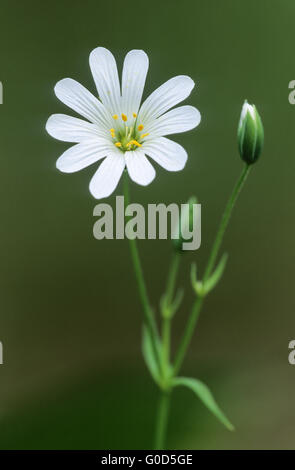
[46,47,201,198]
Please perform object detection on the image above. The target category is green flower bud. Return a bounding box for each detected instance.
[238,101,264,165]
[173,196,198,253]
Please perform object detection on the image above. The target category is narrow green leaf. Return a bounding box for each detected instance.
[160,293,169,318]
[170,288,184,317]
[172,376,234,431]
[204,253,228,294]
[160,288,184,319]
[142,326,161,385]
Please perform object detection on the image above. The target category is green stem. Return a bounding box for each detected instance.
[173,164,251,375]
[154,390,171,450]
[162,316,170,373]
[173,296,204,375]
[165,252,181,306]
[162,252,181,369]
[155,252,180,448]
[123,172,160,365]
[203,164,251,282]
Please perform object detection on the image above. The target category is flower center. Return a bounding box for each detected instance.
[109,113,149,151]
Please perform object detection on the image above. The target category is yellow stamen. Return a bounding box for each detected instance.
[141,133,149,139]
[113,114,118,120]
[127,139,142,148]
[115,142,122,147]
[110,128,115,134]
[138,124,144,131]
[133,113,137,118]
[122,113,128,122]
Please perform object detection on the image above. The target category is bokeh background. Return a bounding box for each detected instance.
[0,0,294,450]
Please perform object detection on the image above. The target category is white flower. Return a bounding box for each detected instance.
[46,47,201,199]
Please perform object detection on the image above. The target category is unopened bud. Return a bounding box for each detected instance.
[238,101,264,165]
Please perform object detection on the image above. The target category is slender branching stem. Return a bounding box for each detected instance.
[154,390,171,450]
[203,164,251,282]
[173,164,251,375]
[125,163,251,449]
[165,252,181,306]
[123,171,160,367]
[155,252,181,449]
[162,252,180,370]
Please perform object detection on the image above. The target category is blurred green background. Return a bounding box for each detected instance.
[0,0,294,449]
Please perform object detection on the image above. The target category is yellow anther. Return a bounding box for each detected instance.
[110,128,115,134]
[133,113,137,118]
[141,133,149,139]
[138,124,144,131]
[113,114,118,120]
[127,139,142,148]
[115,142,122,148]
[122,113,128,122]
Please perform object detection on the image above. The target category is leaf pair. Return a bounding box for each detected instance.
[191,253,228,297]
[160,288,184,319]
[142,327,234,431]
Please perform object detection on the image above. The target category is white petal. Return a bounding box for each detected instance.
[46,114,106,142]
[56,139,113,173]
[89,150,125,199]
[144,106,201,137]
[121,50,149,123]
[143,137,187,171]
[138,76,195,123]
[125,149,155,186]
[89,47,121,115]
[54,78,111,128]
